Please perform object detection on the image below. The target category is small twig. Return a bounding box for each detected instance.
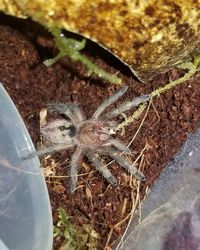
[127,100,152,148]
[115,180,141,250]
[121,197,128,218]
[104,228,114,250]
[150,99,160,126]
[104,144,147,249]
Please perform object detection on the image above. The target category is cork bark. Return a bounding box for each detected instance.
[1,0,200,82]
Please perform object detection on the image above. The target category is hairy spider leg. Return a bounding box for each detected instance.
[70,147,82,193]
[92,86,128,119]
[104,139,132,155]
[108,148,145,181]
[23,143,71,159]
[48,102,85,124]
[86,150,117,186]
[105,94,150,118]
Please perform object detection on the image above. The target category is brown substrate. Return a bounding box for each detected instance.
[0,13,200,249]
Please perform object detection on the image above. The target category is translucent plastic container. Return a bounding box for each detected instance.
[0,84,53,250]
[118,125,200,249]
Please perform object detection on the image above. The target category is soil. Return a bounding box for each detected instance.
[1,13,200,249]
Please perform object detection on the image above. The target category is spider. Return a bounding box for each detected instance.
[28,86,149,192]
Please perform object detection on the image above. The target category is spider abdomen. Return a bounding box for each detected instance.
[41,119,74,144]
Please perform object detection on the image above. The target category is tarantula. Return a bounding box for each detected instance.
[28,86,149,192]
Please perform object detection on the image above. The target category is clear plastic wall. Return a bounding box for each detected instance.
[120,126,200,250]
[0,84,53,250]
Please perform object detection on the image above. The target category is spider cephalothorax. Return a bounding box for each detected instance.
[76,120,116,149]
[28,86,149,192]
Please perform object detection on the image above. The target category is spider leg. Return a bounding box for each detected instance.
[86,150,117,186]
[104,139,132,155]
[108,148,145,181]
[69,147,82,193]
[48,103,85,123]
[92,86,128,119]
[22,143,70,159]
[105,94,150,118]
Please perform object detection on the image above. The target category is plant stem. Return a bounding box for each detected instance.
[44,26,122,85]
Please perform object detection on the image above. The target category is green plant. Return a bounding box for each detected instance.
[54,207,99,250]
[44,27,122,85]
[116,52,200,131]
